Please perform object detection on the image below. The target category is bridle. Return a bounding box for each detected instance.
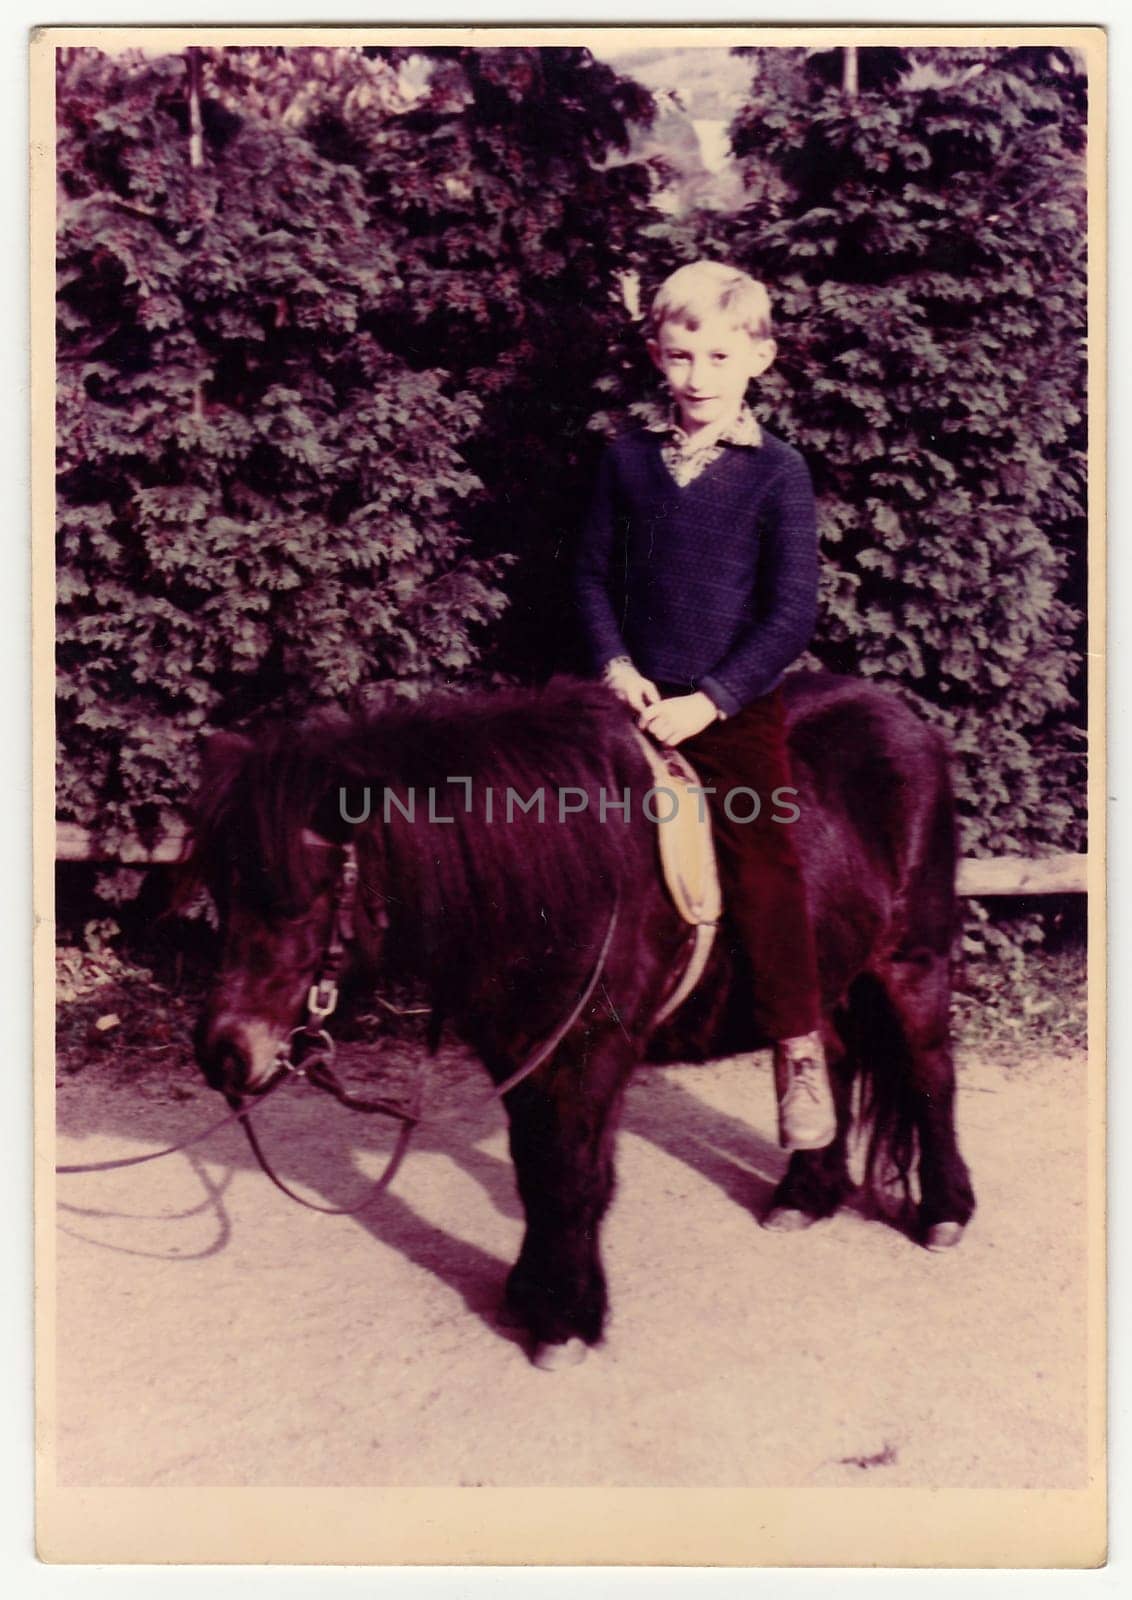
[58,839,623,1215]
[301,835,362,1035]
[228,838,418,1213]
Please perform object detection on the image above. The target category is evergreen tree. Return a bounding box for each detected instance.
[716,44,1088,858]
[55,44,657,861]
[308,44,660,676]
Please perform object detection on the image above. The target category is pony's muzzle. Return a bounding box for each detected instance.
[194,1012,283,1095]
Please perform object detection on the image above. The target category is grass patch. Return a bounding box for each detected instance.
[953,942,1088,1058]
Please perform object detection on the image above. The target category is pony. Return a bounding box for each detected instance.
[187,672,975,1368]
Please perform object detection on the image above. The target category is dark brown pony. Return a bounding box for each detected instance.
[187,672,975,1367]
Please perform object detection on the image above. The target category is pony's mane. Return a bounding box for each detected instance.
[186,677,648,1007]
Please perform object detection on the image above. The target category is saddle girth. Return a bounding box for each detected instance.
[632,730,721,1028]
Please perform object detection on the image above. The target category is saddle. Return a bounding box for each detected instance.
[632,731,721,1027]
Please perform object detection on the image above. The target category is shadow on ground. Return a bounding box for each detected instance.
[56,1044,800,1344]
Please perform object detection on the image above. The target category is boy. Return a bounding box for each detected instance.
[575,259,835,1153]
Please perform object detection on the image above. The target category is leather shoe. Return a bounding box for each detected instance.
[773,1032,836,1151]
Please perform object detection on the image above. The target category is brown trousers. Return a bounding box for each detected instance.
[675,686,821,1041]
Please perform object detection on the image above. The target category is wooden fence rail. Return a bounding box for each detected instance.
[955,854,1088,897]
[54,823,1088,896]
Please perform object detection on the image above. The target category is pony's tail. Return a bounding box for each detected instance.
[848,975,920,1217]
[854,736,957,1217]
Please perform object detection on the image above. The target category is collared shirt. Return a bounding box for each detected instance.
[645,401,764,489]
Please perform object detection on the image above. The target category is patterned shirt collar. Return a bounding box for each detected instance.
[645,400,763,454]
[645,401,763,489]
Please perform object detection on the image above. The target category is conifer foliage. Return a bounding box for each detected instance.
[720,46,1088,856]
[56,45,655,857]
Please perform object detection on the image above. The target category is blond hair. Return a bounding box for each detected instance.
[647,260,772,341]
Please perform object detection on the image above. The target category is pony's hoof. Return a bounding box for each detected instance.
[924,1220,966,1252]
[760,1206,817,1233]
[532,1338,588,1371]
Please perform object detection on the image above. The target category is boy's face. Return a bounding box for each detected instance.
[649,312,775,436]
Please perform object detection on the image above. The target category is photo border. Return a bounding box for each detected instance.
[30,18,1109,1571]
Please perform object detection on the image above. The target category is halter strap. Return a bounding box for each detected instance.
[305,840,360,1025]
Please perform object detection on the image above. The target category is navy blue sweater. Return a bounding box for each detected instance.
[575,426,819,716]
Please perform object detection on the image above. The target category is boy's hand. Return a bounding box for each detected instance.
[639,692,719,747]
[604,658,661,715]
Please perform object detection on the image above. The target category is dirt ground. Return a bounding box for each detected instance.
[53,1036,1091,1489]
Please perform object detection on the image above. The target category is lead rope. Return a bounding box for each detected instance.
[228,886,622,1214]
[58,878,622,1217]
[229,1070,419,1216]
[54,1078,290,1174]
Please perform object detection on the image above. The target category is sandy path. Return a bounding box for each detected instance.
[52,1045,1090,1488]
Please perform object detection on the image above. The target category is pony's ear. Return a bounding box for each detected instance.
[200,729,253,790]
